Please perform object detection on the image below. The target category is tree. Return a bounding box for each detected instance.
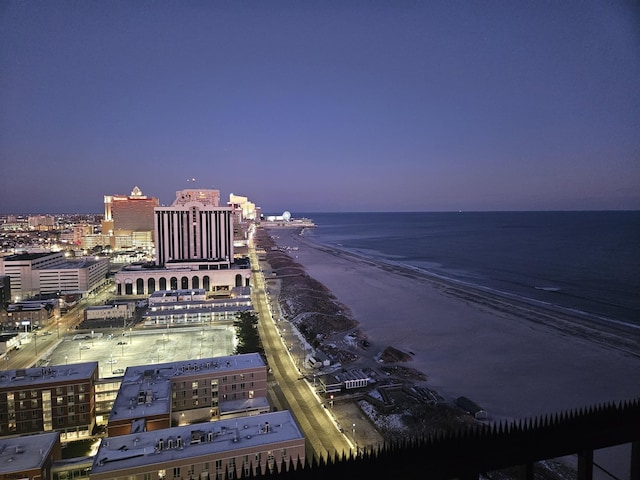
[234,311,263,355]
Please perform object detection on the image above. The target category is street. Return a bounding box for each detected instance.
[248,237,355,460]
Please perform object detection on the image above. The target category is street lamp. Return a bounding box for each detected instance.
[352,423,357,454]
[65,355,68,365]
[79,342,82,360]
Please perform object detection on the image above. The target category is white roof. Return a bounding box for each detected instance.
[0,432,59,474]
[0,362,98,389]
[92,411,303,474]
[109,354,265,422]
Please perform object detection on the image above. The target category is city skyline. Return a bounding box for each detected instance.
[1,1,639,214]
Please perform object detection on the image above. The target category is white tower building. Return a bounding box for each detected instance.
[154,189,234,268]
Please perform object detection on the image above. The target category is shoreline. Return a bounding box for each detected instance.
[267,226,640,422]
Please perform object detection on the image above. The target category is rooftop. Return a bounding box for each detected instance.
[92,410,303,474]
[149,288,206,299]
[109,354,266,423]
[0,431,60,474]
[40,258,106,270]
[0,362,98,389]
[2,252,59,261]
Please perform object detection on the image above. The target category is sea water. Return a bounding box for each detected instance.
[299,211,640,326]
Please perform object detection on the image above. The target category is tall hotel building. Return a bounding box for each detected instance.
[115,188,250,296]
[154,189,233,268]
[102,186,159,250]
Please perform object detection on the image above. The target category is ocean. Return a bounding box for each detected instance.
[298,211,640,327]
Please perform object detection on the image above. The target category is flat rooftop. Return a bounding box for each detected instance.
[124,353,265,379]
[0,431,59,474]
[109,354,266,423]
[0,362,98,389]
[92,410,303,474]
[150,289,206,299]
[2,252,56,261]
[40,258,104,270]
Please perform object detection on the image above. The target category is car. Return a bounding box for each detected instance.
[117,341,126,345]
[112,368,125,374]
[80,345,90,350]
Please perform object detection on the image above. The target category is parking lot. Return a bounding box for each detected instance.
[42,325,238,378]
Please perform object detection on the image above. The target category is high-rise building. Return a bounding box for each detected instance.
[102,186,159,250]
[154,188,234,268]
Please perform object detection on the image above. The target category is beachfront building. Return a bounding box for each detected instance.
[107,353,269,437]
[0,431,62,480]
[154,188,233,268]
[92,410,305,479]
[0,251,109,302]
[0,362,98,441]
[114,188,251,297]
[114,264,250,297]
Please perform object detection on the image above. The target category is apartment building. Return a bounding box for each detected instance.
[107,353,269,437]
[0,431,62,480]
[92,410,305,480]
[0,362,98,442]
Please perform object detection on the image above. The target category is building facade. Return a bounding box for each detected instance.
[92,410,305,480]
[142,289,252,327]
[107,353,268,437]
[0,362,98,441]
[102,186,159,251]
[114,265,250,296]
[154,189,234,268]
[0,252,109,301]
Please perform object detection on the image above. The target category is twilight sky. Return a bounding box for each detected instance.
[1,1,639,214]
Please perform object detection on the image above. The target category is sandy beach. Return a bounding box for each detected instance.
[269,227,640,423]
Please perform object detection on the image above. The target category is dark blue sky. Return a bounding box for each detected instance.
[1,1,639,214]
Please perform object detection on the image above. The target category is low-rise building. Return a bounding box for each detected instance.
[92,410,305,480]
[142,289,253,327]
[0,299,57,329]
[108,353,269,437]
[0,362,98,441]
[84,303,134,323]
[0,431,61,480]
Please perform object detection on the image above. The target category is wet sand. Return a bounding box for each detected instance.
[269,227,640,422]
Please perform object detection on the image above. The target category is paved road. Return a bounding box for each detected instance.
[248,238,353,461]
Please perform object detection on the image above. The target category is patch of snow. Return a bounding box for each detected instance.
[358,400,408,432]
